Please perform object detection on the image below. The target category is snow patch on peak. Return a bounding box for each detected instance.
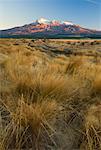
[36,18,50,24]
[33,18,74,26]
[62,21,74,25]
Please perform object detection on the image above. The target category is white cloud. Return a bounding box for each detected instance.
[84,0,101,5]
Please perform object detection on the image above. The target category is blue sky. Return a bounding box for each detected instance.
[0,0,101,30]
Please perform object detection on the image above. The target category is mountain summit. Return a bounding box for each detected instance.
[34,18,74,25]
[36,18,50,24]
[0,18,101,38]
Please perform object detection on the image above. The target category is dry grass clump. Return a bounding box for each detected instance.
[65,56,83,74]
[81,103,101,150]
[93,74,101,94]
[1,96,58,150]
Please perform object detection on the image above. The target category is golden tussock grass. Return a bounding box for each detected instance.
[1,96,57,150]
[0,39,101,150]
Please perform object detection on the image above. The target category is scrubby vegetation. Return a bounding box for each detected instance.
[0,39,101,150]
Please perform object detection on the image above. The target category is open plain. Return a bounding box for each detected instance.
[0,39,101,150]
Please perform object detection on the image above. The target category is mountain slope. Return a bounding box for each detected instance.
[0,18,101,38]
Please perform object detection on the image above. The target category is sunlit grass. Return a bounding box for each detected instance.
[0,39,101,150]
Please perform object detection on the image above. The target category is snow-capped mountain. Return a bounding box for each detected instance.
[36,18,50,24]
[0,18,101,38]
[35,18,74,26]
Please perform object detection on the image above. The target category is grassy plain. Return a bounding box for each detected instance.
[0,38,101,150]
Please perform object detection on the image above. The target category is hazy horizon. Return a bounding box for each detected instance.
[0,0,101,30]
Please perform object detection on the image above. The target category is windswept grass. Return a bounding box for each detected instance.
[0,39,101,150]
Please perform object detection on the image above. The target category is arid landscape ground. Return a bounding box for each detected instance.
[0,38,101,150]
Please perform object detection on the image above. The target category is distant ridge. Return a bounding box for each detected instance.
[0,18,101,38]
